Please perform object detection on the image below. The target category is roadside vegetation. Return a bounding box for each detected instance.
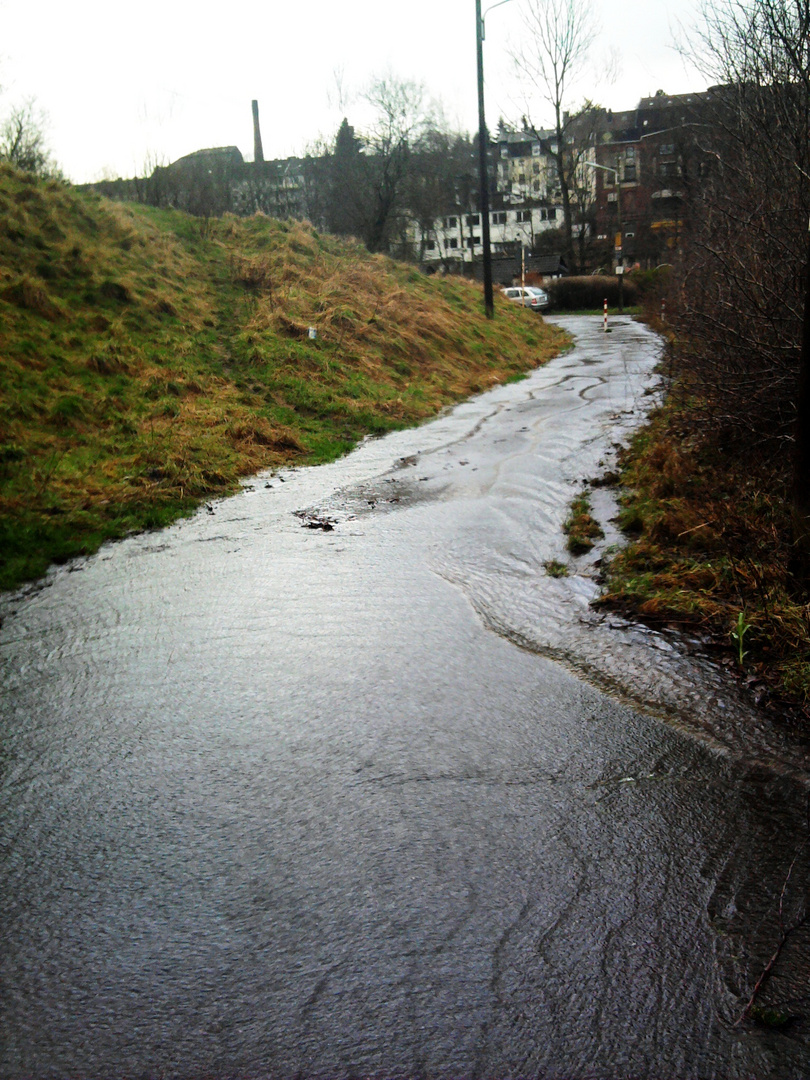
[545,274,639,312]
[0,162,567,593]
[600,395,810,715]
[580,394,810,722]
[595,2,810,721]
[564,491,604,555]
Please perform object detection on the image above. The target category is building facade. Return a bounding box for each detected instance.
[590,91,712,270]
[83,92,712,275]
[408,124,573,272]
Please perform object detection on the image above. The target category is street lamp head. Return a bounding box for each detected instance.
[584,160,618,180]
[480,0,513,39]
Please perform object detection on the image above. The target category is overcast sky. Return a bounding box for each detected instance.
[1,0,709,183]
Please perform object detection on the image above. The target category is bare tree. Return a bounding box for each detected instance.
[404,129,477,265]
[511,0,596,270]
[360,74,436,253]
[314,77,435,253]
[0,100,56,176]
[562,102,605,269]
[327,66,352,115]
[675,0,810,587]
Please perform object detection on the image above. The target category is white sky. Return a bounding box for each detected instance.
[1,0,709,183]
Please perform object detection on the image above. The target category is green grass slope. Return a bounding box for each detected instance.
[0,164,567,592]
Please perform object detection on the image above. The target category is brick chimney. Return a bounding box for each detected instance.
[252,100,264,164]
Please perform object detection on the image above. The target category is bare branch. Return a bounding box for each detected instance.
[0,99,56,176]
[508,0,597,270]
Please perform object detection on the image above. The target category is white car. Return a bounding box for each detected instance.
[502,285,549,311]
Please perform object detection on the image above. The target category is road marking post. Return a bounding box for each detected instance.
[603,298,608,332]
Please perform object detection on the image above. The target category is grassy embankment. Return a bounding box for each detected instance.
[0,164,567,593]
[599,357,810,717]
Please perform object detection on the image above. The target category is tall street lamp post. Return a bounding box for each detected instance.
[585,159,624,313]
[476,0,512,319]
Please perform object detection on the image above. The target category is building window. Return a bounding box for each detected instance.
[516,210,531,223]
[444,216,457,229]
[467,236,481,248]
[623,146,636,181]
[447,238,458,249]
[659,143,675,156]
[491,211,507,225]
[425,240,436,250]
[466,214,480,226]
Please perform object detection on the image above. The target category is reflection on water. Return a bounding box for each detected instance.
[1,316,809,1078]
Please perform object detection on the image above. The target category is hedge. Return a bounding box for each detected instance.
[546,274,639,310]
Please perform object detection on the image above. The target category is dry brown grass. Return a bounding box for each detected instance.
[602,403,810,719]
[0,173,567,591]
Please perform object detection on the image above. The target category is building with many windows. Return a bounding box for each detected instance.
[408,124,571,272]
[84,92,712,275]
[410,203,563,270]
[409,93,715,273]
[590,90,712,269]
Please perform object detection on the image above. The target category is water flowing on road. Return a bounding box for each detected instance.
[2,315,809,1079]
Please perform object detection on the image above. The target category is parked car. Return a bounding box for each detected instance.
[501,285,549,311]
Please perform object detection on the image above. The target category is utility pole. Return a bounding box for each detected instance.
[476,0,513,320]
[615,167,624,314]
[476,0,494,319]
[585,159,623,312]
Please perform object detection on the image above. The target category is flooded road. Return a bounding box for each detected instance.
[2,315,810,1079]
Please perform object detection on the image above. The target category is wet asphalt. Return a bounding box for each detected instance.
[2,315,809,1079]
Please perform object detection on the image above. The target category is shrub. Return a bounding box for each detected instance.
[629,264,671,301]
[547,275,638,311]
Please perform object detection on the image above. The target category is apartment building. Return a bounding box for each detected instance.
[591,91,712,268]
[409,125,569,269]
